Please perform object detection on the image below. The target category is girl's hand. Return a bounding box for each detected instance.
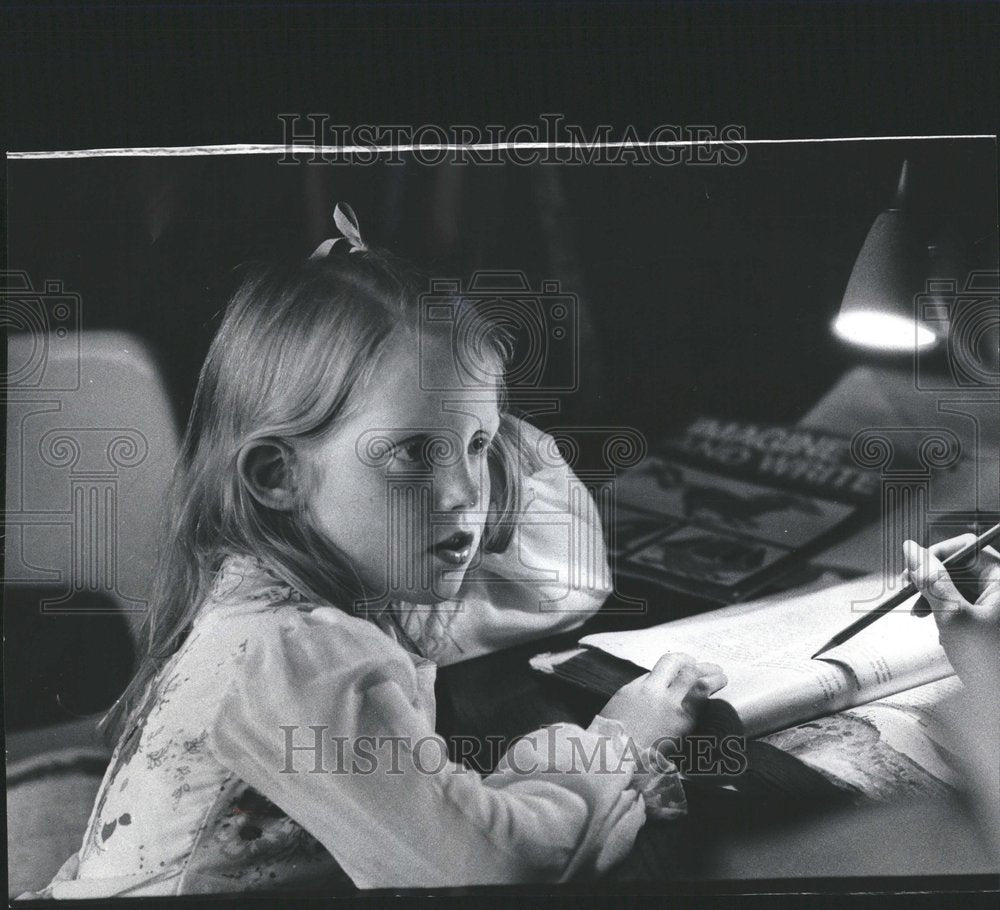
[599,652,727,751]
[903,536,1000,694]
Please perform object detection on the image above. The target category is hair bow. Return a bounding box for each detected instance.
[309,202,368,259]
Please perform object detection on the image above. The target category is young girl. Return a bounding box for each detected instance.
[34,205,726,896]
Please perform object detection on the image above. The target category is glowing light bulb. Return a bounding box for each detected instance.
[832,311,938,351]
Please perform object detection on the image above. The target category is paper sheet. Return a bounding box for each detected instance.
[760,677,965,800]
[580,575,955,737]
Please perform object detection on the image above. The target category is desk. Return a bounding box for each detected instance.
[435,586,998,883]
[798,364,1000,576]
[437,360,1000,886]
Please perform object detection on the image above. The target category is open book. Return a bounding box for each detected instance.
[531,575,964,800]
[608,416,884,602]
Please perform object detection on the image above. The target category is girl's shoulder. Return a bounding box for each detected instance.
[168,556,433,744]
[190,554,422,682]
[201,552,306,610]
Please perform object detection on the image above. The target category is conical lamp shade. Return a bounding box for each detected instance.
[834,164,938,351]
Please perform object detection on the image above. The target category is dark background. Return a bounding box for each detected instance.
[5,0,999,440]
[4,0,1000,735]
[4,2,999,149]
[4,4,1000,904]
[7,138,998,443]
[11,137,996,729]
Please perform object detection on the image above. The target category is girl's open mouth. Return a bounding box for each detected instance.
[431,530,475,565]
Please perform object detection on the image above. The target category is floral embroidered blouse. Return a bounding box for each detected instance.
[31,425,687,897]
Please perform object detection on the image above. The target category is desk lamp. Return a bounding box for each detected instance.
[833,161,940,352]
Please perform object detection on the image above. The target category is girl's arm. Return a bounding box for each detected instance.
[403,416,612,664]
[206,608,686,888]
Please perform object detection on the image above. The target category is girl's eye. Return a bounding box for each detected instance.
[395,438,426,464]
[394,433,490,465]
[470,433,490,456]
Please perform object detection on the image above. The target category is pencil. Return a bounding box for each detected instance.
[810,522,1000,659]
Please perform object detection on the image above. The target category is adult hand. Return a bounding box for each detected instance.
[903,535,1000,694]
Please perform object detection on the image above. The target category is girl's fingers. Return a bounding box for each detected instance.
[647,653,727,699]
[903,541,968,622]
[667,661,704,692]
[695,671,729,697]
[647,652,694,686]
[679,664,728,695]
[680,672,729,714]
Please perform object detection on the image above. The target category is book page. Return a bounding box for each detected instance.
[759,677,965,801]
[844,676,963,773]
[580,575,956,737]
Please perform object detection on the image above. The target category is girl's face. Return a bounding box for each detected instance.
[301,326,501,607]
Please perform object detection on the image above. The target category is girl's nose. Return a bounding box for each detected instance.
[437,457,481,512]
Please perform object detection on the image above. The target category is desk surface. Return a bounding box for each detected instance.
[434,581,999,883]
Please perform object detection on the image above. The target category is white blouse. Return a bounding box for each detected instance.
[32,425,686,897]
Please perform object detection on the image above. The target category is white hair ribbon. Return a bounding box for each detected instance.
[309,202,368,259]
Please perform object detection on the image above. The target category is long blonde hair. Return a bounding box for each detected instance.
[102,245,534,744]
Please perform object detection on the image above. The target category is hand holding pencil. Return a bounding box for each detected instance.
[903,533,1000,694]
[811,523,1000,658]
[905,532,1000,857]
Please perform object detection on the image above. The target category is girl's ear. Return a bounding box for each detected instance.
[237,440,300,511]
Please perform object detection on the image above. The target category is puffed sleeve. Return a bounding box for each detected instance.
[401,416,612,664]
[206,608,666,888]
